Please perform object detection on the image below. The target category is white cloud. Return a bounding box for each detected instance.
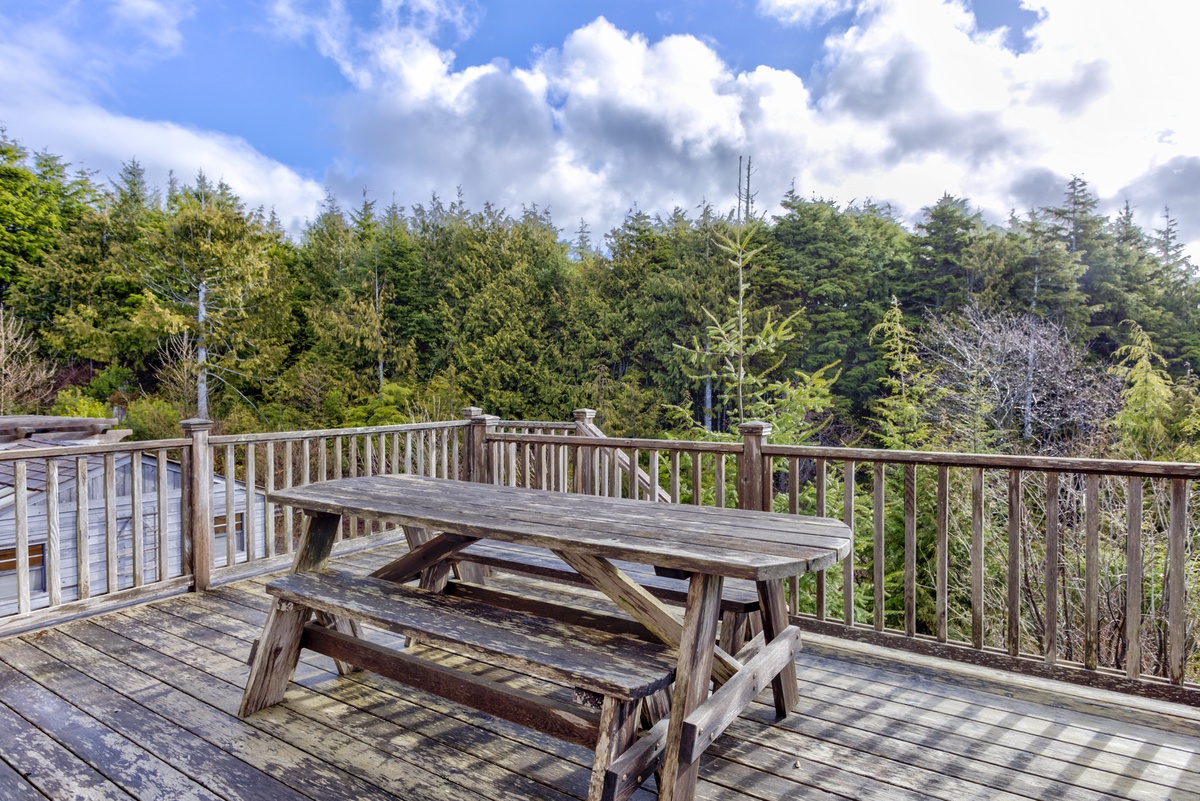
[757,0,857,26]
[109,0,195,54]
[275,0,1200,259]
[6,0,1200,259]
[0,10,325,235]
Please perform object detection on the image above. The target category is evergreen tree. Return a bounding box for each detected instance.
[908,194,982,312]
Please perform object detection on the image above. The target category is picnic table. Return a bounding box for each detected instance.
[239,475,852,801]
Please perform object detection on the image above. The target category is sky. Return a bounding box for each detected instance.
[2,0,1198,257]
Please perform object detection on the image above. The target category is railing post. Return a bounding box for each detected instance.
[468,414,499,484]
[574,409,597,494]
[460,407,482,482]
[181,418,214,592]
[737,421,772,512]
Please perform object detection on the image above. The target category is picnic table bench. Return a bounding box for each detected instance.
[239,475,852,801]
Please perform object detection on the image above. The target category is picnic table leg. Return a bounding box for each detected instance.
[241,511,343,715]
[239,599,310,716]
[587,696,639,801]
[756,578,800,717]
[658,572,723,801]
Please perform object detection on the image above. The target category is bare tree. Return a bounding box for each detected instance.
[922,305,1119,450]
[0,304,53,415]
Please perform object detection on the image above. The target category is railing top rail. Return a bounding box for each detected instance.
[486,431,742,453]
[0,438,190,461]
[496,421,576,431]
[762,443,1200,478]
[209,419,468,445]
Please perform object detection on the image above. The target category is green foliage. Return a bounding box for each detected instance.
[869,298,940,449]
[86,364,137,403]
[123,395,182,441]
[50,386,108,418]
[4,128,1200,468]
[1111,320,1176,456]
[677,223,800,427]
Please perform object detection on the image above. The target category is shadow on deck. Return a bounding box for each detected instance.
[1,540,1198,801]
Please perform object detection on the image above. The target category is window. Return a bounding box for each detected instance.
[214,513,246,553]
[0,544,47,598]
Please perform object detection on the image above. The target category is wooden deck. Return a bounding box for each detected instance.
[1,539,1198,801]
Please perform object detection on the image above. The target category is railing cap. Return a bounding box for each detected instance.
[470,414,500,426]
[737,421,772,437]
[461,406,483,419]
[573,408,597,421]
[180,418,214,433]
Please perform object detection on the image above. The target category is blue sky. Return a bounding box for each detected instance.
[2,1,1196,255]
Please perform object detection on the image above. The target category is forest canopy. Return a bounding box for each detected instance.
[2,131,1198,463]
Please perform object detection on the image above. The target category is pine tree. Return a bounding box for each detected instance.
[869,298,939,449]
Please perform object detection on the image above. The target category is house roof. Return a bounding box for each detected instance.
[0,416,121,440]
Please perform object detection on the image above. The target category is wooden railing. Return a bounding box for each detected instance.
[0,436,193,635]
[0,416,470,636]
[205,419,469,585]
[3,407,1197,705]
[473,413,1200,705]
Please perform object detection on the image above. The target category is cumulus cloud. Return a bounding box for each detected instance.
[267,0,1200,258]
[0,8,324,235]
[6,0,1200,258]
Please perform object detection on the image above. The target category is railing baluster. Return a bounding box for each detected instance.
[284,440,295,549]
[508,441,518,487]
[318,437,328,482]
[14,461,30,614]
[303,438,312,484]
[670,451,681,504]
[843,461,856,627]
[1168,478,1187,685]
[451,429,460,480]
[1084,474,1100,670]
[714,453,725,508]
[225,443,236,568]
[76,456,89,601]
[816,449,828,618]
[265,442,276,559]
[971,467,984,649]
[104,453,117,594]
[1125,476,1143,679]
[788,456,799,514]
[1007,469,1021,657]
[815,458,827,516]
[334,436,344,479]
[157,450,169,581]
[403,432,412,475]
[904,464,916,638]
[874,463,885,631]
[46,459,61,606]
[935,464,948,642]
[649,450,660,502]
[428,430,437,478]
[416,432,425,477]
[609,446,621,498]
[132,450,144,587]
[691,452,702,506]
[245,443,257,564]
[629,449,640,500]
[1044,472,1060,665]
[441,430,449,479]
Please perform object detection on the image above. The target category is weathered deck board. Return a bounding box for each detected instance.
[1,539,1198,801]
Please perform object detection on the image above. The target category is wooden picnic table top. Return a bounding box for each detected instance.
[268,474,853,582]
